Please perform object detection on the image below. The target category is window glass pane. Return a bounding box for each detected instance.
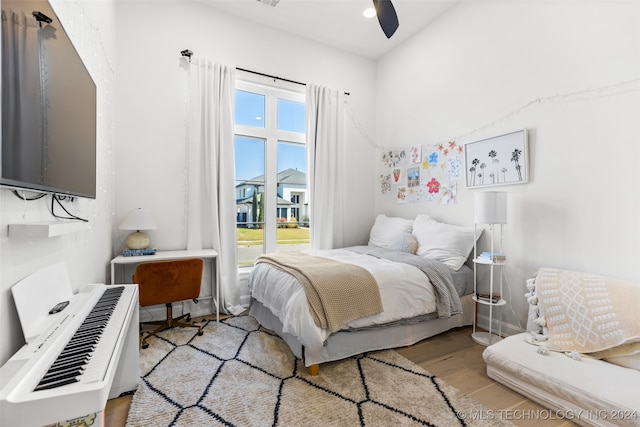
[234,81,306,267]
[277,98,305,133]
[235,90,265,128]
[235,136,265,266]
[275,142,309,253]
[277,142,306,174]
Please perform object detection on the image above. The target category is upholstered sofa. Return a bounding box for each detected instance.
[483,268,640,427]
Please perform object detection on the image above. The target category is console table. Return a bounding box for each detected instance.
[110,249,220,322]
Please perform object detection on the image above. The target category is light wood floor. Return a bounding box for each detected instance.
[105,322,577,427]
[395,326,577,427]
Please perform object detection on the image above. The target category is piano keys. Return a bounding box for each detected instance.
[0,280,139,427]
[35,286,125,392]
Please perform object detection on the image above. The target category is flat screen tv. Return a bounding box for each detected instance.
[1,0,97,199]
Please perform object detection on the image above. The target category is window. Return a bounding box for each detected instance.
[234,80,308,266]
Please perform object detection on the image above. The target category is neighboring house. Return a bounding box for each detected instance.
[236,168,308,227]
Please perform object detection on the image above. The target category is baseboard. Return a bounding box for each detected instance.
[475,313,523,337]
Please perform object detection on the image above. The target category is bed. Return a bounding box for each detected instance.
[248,214,478,375]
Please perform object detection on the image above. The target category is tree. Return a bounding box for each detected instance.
[258,191,264,226]
[488,149,499,182]
[251,189,258,225]
[470,158,480,186]
[511,148,523,181]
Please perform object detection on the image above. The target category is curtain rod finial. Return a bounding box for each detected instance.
[32,11,52,27]
[180,49,193,62]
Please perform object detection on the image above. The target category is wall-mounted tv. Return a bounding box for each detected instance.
[1,0,97,199]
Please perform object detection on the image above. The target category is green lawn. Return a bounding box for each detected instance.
[237,227,310,245]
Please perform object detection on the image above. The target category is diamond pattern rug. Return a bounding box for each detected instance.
[126,315,513,426]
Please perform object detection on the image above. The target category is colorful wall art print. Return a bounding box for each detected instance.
[396,186,407,203]
[380,143,463,205]
[407,166,420,187]
[379,173,391,195]
[464,129,528,188]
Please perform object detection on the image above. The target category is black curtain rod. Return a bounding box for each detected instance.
[180,49,349,95]
[238,67,350,96]
[237,67,305,87]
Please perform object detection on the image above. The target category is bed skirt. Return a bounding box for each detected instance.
[249,294,475,367]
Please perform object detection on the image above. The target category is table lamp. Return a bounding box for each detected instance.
[119,208,157,249]
[475,191,507,250]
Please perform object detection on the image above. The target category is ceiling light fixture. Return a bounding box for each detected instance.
[363,7,376,18]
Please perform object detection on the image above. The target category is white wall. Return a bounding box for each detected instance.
[4,0,636,365]
[0,0,117,365]
[375,1,640,334]
[114,1,378,297]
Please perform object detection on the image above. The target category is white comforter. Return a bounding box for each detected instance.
[249,248,439,353]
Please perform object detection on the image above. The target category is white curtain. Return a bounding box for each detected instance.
[306,84,345,250]
[1,9,44,182]
[187,58,239,312]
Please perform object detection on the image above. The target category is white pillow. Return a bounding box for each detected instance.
[368,214,413,250]
[412,214,475,270]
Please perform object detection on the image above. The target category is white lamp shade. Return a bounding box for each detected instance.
[119,208,157,231]
[474,191,507,224]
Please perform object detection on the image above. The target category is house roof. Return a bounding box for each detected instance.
[236,168,306,187]
[277,168,306,185]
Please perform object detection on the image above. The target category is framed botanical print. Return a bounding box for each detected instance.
[464,129,528,188]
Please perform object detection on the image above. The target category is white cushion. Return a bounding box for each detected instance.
[412,214,475,270]
[484,333,640,426]
[591,342,640,371]
[368,214,413,250]
[605,353,640,371]
[389,233,419,254]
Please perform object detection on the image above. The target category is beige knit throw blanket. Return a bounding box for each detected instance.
[535,268,640,353]
[256,252,383,333]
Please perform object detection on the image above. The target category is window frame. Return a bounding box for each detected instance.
[234,79,306,256]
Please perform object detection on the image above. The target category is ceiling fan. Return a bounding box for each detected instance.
[373,0,399,39]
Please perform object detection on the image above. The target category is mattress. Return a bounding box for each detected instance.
[249,247,472,355]
[483,333,640,427]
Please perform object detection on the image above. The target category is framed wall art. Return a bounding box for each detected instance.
[464,129,528,188]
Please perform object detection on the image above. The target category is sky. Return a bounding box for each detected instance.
[234,90,306,182]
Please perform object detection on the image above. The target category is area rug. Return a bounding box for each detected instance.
[126,315,513,427]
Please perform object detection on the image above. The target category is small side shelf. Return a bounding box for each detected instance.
[472,222,507,347]
[472,295,507,306]
[473,258,506,266]
[8,220,89,238]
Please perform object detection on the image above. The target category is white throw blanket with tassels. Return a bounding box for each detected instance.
[532,268,640,353]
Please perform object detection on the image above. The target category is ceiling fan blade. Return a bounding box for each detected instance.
[373,0,399,39]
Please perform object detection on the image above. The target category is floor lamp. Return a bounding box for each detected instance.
[472,191,507,345]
